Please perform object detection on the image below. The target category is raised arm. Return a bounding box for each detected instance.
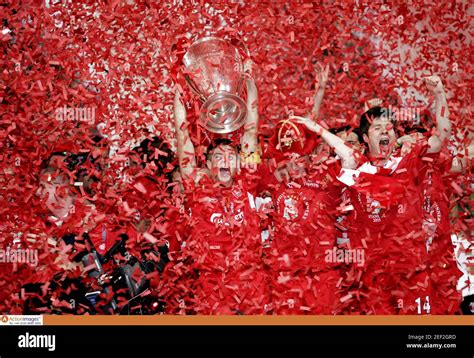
[241,59,259,157]
[424,75,452,154]
[291,115,358,169]
[173,90,196,179]
[307,63,329,119]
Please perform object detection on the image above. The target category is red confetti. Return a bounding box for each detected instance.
[0,0,470,317]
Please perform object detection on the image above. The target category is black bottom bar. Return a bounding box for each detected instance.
[0,325,472,354]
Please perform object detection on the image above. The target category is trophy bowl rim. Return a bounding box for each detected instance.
[187,36,228,48]
[182,36,234,66]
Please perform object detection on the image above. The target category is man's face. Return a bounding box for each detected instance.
[336,130,362,152]
[275,153,307,182]
[207,145,238,185]
[310,142,330,164]
[315,142,330,157]
[364,116,397,158]
[37,171,75,218]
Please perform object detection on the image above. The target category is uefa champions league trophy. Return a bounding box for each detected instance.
[182,36,249,134]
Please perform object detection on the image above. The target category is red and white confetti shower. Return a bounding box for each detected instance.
[0,0,472,315]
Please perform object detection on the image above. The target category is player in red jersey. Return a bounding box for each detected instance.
[255,63,359,314]
[398,111,463,314]
[26,150,112,313]
[168,61,269,314]
[258,111,358,314]
[333,76,453,314]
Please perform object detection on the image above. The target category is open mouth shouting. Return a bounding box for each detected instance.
[376,135,394,157]
[219,167,232,179]
[379,136,391,148]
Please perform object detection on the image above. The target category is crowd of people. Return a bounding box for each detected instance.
[18,62,473,315]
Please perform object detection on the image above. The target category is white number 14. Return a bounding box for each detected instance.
[415,296,431,314]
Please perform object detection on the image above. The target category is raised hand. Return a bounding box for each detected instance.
[242,58,259,156]
[308,63,329,119]
[423,75,450,154]
[397,134,420,156]
[315,63,329,89]
[290,115,321,135]
[290,115,358,169]
[174,88,196,179]
[173,89,187,130]
[424,75,445,95]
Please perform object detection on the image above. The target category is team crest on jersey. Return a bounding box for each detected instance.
[208,188,247,227]
[231,184,244,199]
[276,191,310,221]
[358,192,383,223]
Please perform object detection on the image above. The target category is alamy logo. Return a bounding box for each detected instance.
[18,332,56,351]
[382,105,421,124]
[55,106,95,123]
[0,247,38,266]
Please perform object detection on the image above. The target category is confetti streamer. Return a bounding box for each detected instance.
[0,0,471,316]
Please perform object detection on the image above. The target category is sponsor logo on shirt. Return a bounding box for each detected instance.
[210,209,245,226]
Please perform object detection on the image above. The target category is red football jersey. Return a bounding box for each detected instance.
[336,145,434,314]
[423,151,463,314]
[257,160,343,314]
[186,175,259,252]
[173,174,270,314]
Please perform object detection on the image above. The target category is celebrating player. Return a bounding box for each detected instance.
[334,75,454,314]
[169,60,269,314]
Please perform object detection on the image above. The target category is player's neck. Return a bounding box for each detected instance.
[367,153,391,167]
[368,150,392,167]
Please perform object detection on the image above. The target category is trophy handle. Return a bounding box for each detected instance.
[227,36,249,98]
[169,37,189,66]
[229,36,250,60]
[184,74,207,102]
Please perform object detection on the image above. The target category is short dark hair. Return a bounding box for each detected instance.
[358,106,395,138]
[330,125,364,144]
[206,138,239,160]
[329,125,352,135]
[132,136,174,177]
[41,151,90,172]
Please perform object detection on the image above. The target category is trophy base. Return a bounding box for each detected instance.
[200,92,248,134]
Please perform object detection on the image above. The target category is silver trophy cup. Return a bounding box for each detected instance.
[182,37,248,134]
